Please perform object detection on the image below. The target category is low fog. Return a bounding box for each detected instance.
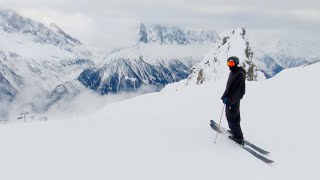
[2,83,161,123]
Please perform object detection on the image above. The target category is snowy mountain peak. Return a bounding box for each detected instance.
[138,23,218,45]
[49,23,82,46]
[187,27,264,85]
[0,8,80,50]
[77,42,190,95]
[48,23,218,105]
[98,45,142,66]
[0,9,95,118]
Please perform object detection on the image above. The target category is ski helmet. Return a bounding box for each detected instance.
[227,56,240,65]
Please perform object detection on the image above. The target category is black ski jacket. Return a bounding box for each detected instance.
[221,67,246,105]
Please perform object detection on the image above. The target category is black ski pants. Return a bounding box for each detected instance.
[226,101,243,139]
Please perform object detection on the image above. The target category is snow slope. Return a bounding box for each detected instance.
[0,61,319,179]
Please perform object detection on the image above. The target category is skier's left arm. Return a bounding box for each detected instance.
[228,71,246,105]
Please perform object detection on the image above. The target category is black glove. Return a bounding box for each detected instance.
[221,96,228,105]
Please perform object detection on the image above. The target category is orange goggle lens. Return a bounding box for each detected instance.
[227,61,236,67]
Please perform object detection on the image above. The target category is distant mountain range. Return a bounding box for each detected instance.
[49,23,219,104]
[139,23,218,45]
[0,8,81,50]
[252,38,320,78]
[0,8,94,118]
[1,8,319,119]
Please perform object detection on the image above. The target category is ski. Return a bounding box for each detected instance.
[243,140,269,155]
[210,120,274,164]
[210,120,270,154]
[242,145,274,164]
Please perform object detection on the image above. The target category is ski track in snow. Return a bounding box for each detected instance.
[0,64,319,179]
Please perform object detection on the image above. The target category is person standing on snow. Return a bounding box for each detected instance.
[221,56,246,145]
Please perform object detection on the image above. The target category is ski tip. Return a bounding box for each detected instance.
[265,159,274,164]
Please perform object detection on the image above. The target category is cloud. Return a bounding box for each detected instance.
[0,0,320,48]
[280,8,320,22]
[46,84,161,120]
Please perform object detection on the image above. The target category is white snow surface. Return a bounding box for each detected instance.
[0,60,319,179]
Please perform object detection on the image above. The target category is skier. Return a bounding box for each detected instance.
[221,56,246,145]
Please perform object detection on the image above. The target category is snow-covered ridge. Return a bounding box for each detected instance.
[251,38,320,78]
[0,9,96,118]
[139,23,218,45]
[71,24,219,96]
[49,23,82,46]
[76,55,190,95]
[187,27,264,85]
[0,8,81,50]
[254,55,283,78]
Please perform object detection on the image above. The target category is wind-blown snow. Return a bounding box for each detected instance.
[0,60,319,179]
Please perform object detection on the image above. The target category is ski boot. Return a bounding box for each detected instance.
[228,136,244,147]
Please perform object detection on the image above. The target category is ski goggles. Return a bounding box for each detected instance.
[227,60,236,67]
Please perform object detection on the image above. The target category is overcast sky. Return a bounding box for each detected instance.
[1,0,319,49]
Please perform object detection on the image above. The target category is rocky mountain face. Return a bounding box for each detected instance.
[51,45,191,99]
[0,8,81,51]
[51,24,219,98]
[187,27,264,85]
[0,9,94,118]
[252,38,320,78]
[78,24,218,93]
[0,70,18,102]
[255,55,284,78]
[77,53,189,95]
[139,23,218,45]
[49,23,82,46]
